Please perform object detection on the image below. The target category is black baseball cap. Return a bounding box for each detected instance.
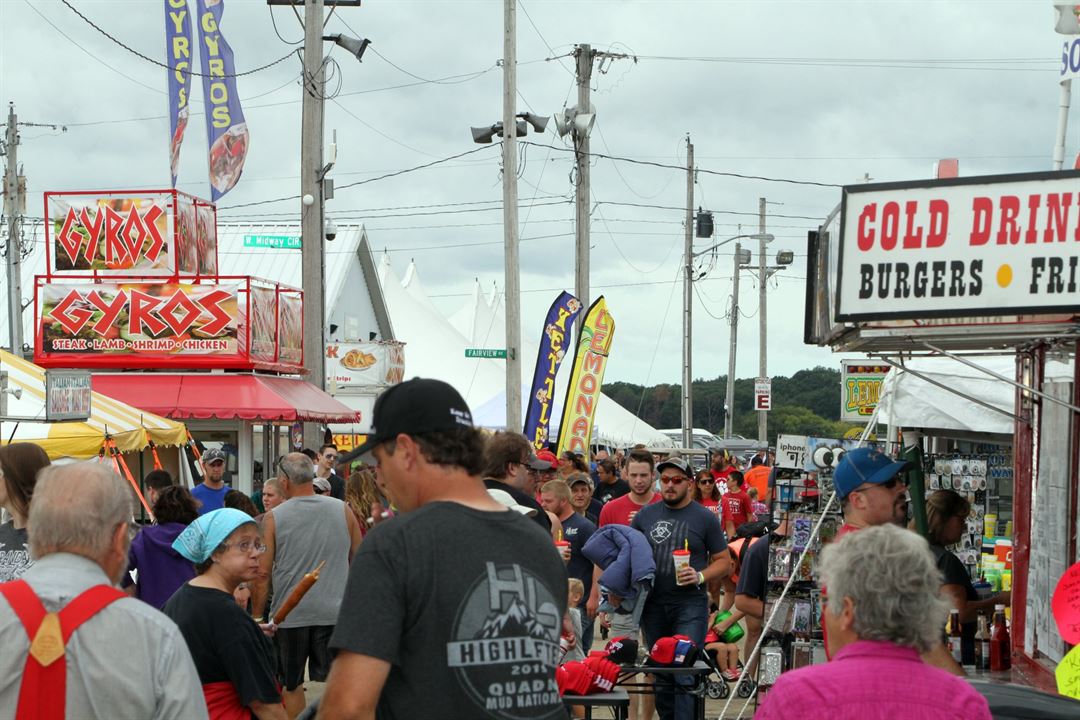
[350,378,474,457]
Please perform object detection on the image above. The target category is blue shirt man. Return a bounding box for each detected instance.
[631,456,731,720]
[191,448,230,515]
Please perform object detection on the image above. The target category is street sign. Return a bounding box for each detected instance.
[243,234,301,249]
[754,377,772,411]
[465,348,509,359]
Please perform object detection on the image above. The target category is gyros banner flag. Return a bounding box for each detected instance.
[196,0,248,200]
[835,170,1080,322]
[555,297,615,461]
[38,282,239,358]
[523,292,583,449]
[164,0,194,186]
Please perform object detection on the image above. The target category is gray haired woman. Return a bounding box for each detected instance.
[755,525,992,720]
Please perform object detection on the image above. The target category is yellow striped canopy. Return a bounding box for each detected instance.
[0,350,187,460]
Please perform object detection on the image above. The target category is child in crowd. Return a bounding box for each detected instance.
[704,608,744,681]
[563,578,586,664]
[748,486,769,517]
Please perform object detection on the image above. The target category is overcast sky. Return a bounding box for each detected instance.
[0,0,1072,388]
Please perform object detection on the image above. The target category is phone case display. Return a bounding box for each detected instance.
[922,443,1013,586]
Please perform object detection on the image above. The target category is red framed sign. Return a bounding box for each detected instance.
[44,189,219,278]
[34,275,303,372]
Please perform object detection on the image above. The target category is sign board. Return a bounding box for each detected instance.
[754,377,772,411]
[465,348,508,359]
[840,361,890,422]
[836,170,1080,322]
[45,370,92,421]
[244,234,301,249]
[1063,36,1080,83]
[44,190,217,277]
[776,434,808,469]
[332,433,369,454]
[325,342,406,389]
[38,282,239,359]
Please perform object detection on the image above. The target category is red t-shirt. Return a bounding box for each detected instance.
[599,493,660,527]
[711,466,735,481]
[697,497,721,520]
[721,490,753,530]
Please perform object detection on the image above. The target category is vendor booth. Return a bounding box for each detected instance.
[800,168,1080,698]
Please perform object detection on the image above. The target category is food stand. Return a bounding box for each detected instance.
[802,168,1080,694]
[32,189,360,494]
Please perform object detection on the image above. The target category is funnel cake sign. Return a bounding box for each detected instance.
[836,170,1080,321]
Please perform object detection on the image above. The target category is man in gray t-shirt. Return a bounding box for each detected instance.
[253,452,361,718]
[320,379,568,720]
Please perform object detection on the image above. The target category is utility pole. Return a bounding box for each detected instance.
[503,0,522,430]
[574,44,593,311]
[3,104,23,355]
[301,0,327,450]
[681,138,694,450]
[723,243,741,439]
[757,197,768,444]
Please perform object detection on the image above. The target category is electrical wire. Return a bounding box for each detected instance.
[23,0,165,94]
[593,194,679,275]
[218,144,502,210]
[634,54,1056,73]
[594,122,676,200]
[524,141,843,188]
[268,5,303,45]
[518,1,576,78]
[59,0,297,78]
[329,97,439,158]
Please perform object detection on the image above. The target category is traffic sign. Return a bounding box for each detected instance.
[243,234,301,249]
[465,348,508,359]
[754,377,772,411]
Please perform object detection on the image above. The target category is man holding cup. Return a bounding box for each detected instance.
[631,456,731,720]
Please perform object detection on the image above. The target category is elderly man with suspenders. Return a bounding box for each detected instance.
[0,462,206,720]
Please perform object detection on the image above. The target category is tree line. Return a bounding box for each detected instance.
[605,366,859,445]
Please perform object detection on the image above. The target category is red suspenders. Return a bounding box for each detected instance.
[0,579,126,720]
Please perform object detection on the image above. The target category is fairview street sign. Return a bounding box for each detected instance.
[465,348,509,359]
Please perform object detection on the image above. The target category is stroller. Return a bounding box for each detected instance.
[700,631,756,700]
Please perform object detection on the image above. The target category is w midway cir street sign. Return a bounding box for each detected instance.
[755,377,772,411]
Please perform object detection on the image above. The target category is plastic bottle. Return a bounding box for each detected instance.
[989,604,1010,672]
[948,608,962,664]
[975,613,990,671]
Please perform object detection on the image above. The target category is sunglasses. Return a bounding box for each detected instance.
[854,476,906,493]
[697,478,715,484]
[659,475,689,485]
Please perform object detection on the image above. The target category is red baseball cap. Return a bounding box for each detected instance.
[556,661,594,696]
[583,655,620,693]
[646,635,699,667]
[535,449,559,469]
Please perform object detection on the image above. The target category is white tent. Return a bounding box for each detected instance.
[876,356,1072,437]
[377,256,673,448]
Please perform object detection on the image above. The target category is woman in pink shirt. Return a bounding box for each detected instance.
[755,524,992,720]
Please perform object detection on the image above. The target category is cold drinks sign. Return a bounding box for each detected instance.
[836,170,1080,321]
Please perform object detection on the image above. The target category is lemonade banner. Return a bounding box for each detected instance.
[555,297,615,461]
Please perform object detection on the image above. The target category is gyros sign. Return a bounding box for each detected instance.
[836,170,1080,322]
[39,283,238,355]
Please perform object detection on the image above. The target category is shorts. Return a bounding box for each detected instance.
[275,625,334,690]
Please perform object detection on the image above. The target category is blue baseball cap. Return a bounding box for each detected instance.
[833,447,910,500]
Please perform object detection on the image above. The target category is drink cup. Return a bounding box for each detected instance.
[672,549,692,585]
[555,540,571,562]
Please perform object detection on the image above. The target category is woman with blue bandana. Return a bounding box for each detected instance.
[163,508,286,720]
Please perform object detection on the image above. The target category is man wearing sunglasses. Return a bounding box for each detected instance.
[833,447,911,536]
[630,457,731,720]
[315,444,345,501]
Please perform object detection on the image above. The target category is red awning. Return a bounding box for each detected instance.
[92,374,361,424]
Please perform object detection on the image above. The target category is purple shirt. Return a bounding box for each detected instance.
[123,522,197,610]
[755,640,991,720]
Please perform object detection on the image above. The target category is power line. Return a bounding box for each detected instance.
[23,0,165,95]
[633,54,1056,72]
[218,195,568,218]
[60,0,298,78]
[518,1,576,78]
[522,142,843,188]
[218,144,502,210]
[596,199,826,221]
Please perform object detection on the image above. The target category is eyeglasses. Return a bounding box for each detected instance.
[323,454,338,461]
[853,476,906,493]
[697,478,715,485]
[223,539,267,554]
[659,475,688,485]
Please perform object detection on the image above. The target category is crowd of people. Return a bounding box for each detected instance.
[0,379,999,719]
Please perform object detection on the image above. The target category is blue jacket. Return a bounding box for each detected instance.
[582,524,655,623]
